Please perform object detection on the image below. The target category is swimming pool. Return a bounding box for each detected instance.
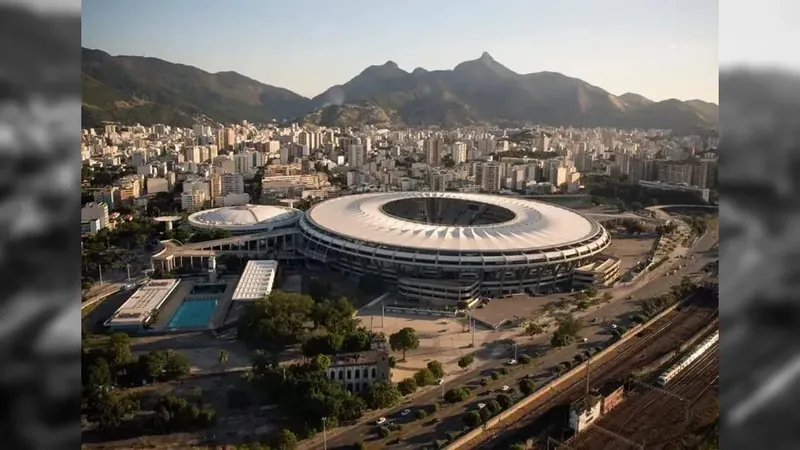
[167,297,219,328]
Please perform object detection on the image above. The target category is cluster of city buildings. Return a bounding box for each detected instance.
[81,122,717,230]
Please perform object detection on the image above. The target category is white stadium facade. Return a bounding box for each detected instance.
[155,193,612,306]
[298,192,610,304]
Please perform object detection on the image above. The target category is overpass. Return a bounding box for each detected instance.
[585,212,666,225]
[151,227,303,271]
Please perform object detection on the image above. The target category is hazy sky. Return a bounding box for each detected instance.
[720,0,800,72]
[82,0,719,103]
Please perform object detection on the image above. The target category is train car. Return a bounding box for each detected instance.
[657,330,719,386]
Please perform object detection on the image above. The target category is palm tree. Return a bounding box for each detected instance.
[218,349,229,372]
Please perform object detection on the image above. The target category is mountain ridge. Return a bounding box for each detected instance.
[81,47,717,131]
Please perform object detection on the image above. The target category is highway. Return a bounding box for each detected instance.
[308,223,718,450]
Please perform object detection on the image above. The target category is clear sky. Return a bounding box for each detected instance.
[82,0,719,103]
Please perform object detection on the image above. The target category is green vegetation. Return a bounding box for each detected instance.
[398,378,418,396]
[518,354,533,366]
[550,313,583,348]
[463,410,482,428]
[389,327,420,361]
[457,355,474,370]
[443,387,470,403]
[519,378,535,395]
[586,176,709,207]
[525,322,544,337]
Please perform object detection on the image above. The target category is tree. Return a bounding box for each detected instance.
[362,380,401,410]
[496,394,512,409]
[577,301,591,310]
[309,354,331,372]
[85,358,112,397]
[398,378,418,396]
[426,360,445,379]
[519,378,535,395]
[555,313,583,337]
[302,332,344,357]
[164,350,191,380]
[414,409,427,420]
[107,333,132,367]
[457,355,474,370]
[218,349,229,372]
[551,332,573,348]
[602,292,613,303]
[139,350,168,381]
[89,390,138,433]
[238,291,316,350]
[414,368,436,387]
[389,327,420,361]
[275,429,298,450]
[518,354,532,366]
[525,322,544,337]
[463,410,482,428]
[486,399,502,415]
[444,388,469,403]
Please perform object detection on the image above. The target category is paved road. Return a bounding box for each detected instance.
[313,227,718,450]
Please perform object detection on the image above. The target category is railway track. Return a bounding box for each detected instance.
[569,340,719,450]
[465,298,718,450]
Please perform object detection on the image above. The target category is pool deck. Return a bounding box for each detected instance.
[151,276,239,332]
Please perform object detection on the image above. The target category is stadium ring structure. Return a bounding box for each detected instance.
[187,204,302,235]
[298,192,611,305]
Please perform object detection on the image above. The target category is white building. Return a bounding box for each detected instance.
[568,395,603,433]
[326,350,392,394]
[146,177,169,194]
[181,190,207,212]
[104,279,180,331]
[231,260,278,302]
[81,202,109,230]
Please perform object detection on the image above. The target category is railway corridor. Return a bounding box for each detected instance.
[466,295,718,450]
[568,340,719,450]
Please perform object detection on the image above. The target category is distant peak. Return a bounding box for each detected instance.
[412,67,428,75]
[383,60,399,69]
[480,52,494,61]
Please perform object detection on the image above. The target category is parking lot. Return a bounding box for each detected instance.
[605,236,656,274]
[471,293,567,328]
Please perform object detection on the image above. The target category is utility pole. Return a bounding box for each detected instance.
[98,264,104,285]
[127,263,131,282]
[585,359,591,395]
[471,310,475,347]
[381,301,385,328]
[322,416,327,450]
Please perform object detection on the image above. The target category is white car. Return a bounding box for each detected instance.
[400,409,411,417]
[611,324,618,330]
[436,379,444,385]
[501,385,510,391]
[582,337,589,343]
[507,359,517,366]
[477,403,487,409]
[376,417,387,425]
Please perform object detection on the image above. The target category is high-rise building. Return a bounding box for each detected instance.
[475,162,502,193]
[116,175,141,204]
[348,144,366,168]
[221,172,245,196]
[425,137,445,166]
[451,142,468,164]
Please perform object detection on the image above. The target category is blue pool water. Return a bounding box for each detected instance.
[167,297,219,328]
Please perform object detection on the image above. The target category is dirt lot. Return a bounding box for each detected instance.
[129,332,254,374]
[356,304,520,382]
[606,236,656,274]
[471,293,569,328]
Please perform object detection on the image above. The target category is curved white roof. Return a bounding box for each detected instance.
[188,204,301,232]
[305,192,600,252]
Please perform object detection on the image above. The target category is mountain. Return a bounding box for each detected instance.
[306,52,717,130]
[82,48,717,131]
[81,48,311,128]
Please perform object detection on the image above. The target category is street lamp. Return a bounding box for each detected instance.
[322,416,327,450]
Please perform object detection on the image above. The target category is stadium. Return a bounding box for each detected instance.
[298,192,611,304]
[186,204,302,235]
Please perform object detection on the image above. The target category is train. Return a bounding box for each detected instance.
[656,330,719,386]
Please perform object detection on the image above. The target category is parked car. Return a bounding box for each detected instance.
[376,417,387,425]
[400,409,411,417]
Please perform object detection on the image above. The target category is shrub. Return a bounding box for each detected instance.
[414,409,427,420]
[519,378,535,395]
[480,378,489,386]
[499,367,509,375]
[490,372,500,381]
[487,399,502,414]
[430,403,440,413]
[518,354,532,365]
[444,387,470,403]
[463,410,481,428]
[377,426,391,438]
[496,394,512,409]
[398,378,418,396]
